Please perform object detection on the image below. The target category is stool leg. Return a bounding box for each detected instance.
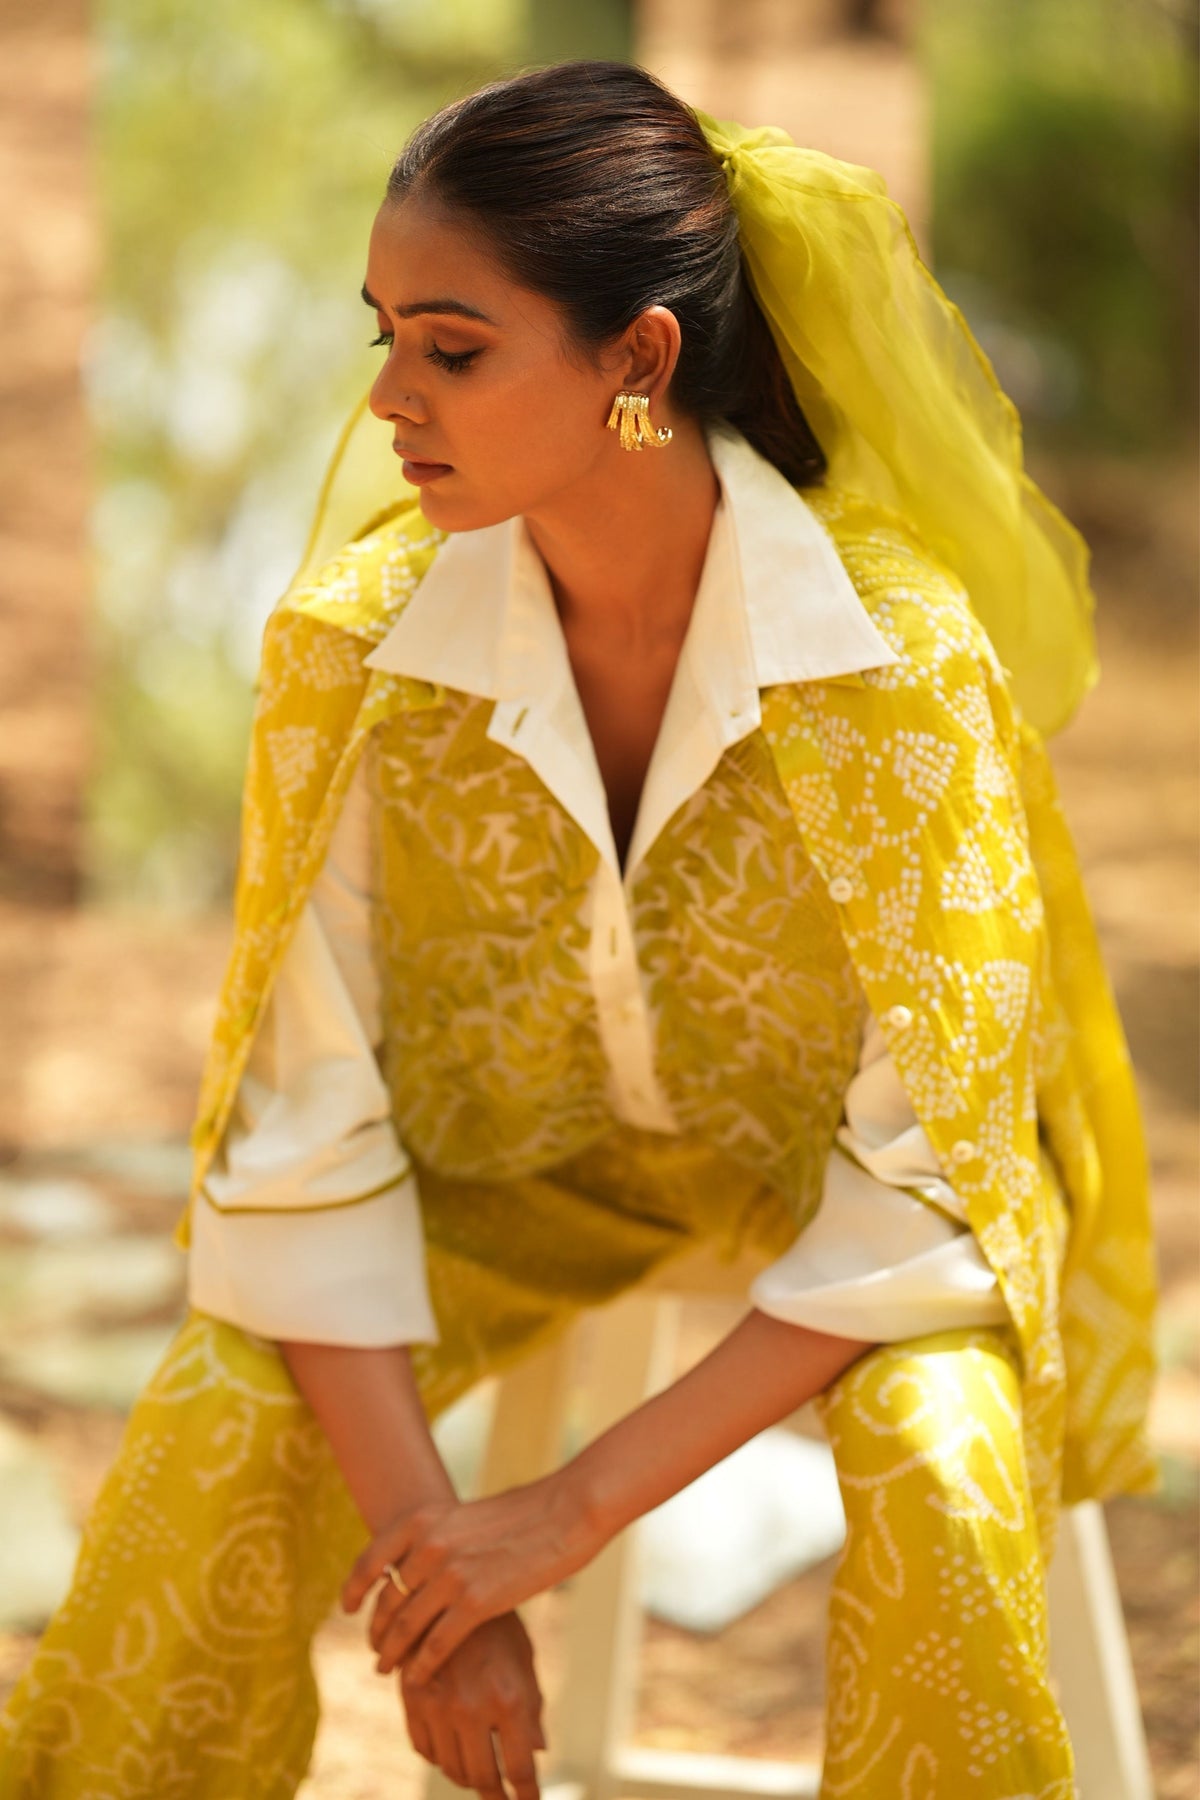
[1046,1501,1154,1800]
[477,1325,582,1496]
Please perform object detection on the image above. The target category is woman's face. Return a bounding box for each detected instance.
[363,194,628,532]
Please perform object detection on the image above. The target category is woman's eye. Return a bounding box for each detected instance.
[425,344,479,375]
[367,331,477,376]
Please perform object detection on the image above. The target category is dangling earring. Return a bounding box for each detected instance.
[606,390,673,451]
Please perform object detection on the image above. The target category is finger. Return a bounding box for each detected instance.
[403,1607,483,1687]
[456,1719,507,1800]
[367,1566,422,1654]
[375,1578,452,1676]
[494,1716,542,1800]
[429,1713,467,1789]
[342,1520,418,1614]
[367,1573,408,1651]
[400,1680,436,1764]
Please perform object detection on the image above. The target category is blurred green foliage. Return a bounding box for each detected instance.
[925,0,1198,454]
[90,0,625,909]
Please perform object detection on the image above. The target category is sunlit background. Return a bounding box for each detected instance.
[1,0,1196,1791]
[82,0,1198,914]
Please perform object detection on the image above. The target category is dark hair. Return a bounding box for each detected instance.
[385,61,826,489]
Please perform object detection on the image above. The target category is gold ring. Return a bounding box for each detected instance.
[384,1561,410,1596]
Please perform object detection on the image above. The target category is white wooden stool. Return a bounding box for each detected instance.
[426,1247,1154,1800]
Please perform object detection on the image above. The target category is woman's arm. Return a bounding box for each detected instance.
[283,1339,547,1797]
[347,1307,875,1682]
[198,744,545,1789]
[277,1339,457,1531]
[570,1306,874,1537]
[189,753,441,1352]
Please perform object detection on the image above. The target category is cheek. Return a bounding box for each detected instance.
[456,370,601,487]
[417,347,607,532]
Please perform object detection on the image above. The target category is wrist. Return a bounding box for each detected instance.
[561,1439,629,1548]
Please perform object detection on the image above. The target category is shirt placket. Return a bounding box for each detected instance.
[588,858,680,1132]
[489,500,767,1138]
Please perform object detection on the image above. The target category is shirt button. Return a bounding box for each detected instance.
[885,1004,914,1030]
[828,875,855,903]
[949,1138,978,1166]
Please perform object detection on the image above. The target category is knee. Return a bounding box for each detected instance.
[814,1325,1032,1536]
[98,1310,366,1639]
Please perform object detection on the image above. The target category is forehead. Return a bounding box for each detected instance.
[365,197,537,326]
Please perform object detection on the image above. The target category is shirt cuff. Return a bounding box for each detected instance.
[186,1172,440,1348]
[747,1146,1011,1342]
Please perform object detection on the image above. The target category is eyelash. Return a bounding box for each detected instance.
[368,331,478,375]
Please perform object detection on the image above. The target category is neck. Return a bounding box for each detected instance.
[522,417,721,656]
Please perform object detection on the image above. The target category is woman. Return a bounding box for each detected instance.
[0,59,1158,1799]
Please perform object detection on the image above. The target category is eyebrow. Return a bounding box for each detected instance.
[360,283,495,324]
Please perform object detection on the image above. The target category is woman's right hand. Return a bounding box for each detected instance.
[399,1607,546,1797]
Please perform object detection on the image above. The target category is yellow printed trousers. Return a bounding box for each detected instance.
[0,1137,1075,1798]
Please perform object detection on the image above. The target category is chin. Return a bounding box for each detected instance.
[417,485,520,535]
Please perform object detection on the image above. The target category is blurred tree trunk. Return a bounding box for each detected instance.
[846,0,886,33]
[528,0,635,63]
[1169,0,1199,430]
[0,0,95,908]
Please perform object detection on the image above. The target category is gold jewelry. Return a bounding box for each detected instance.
[384,1561,410,1596]
[606,390,672,451]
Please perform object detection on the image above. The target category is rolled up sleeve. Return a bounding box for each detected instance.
[748,1010,1011,1342]
[187,751,439,1348]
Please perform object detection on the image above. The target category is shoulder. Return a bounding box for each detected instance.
[796,483,1025,781]
[250,498,445,706]
[280,496,445,646]
[239,499,445,725]
[803,481,1004,690]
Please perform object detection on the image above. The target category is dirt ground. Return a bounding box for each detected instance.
[0,1,1197,1796]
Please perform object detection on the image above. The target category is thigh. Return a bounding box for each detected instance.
[813,1325,1075,1798]
[0,1144,762,1797]
[0,1308,368,1798]
[0,1163,671,1800]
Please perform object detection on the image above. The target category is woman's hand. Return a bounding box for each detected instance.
[342,1469,604,1683]
[400,1610,545,1798]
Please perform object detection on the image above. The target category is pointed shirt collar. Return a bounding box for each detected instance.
[363,425,898,695]
[362,425,899,879]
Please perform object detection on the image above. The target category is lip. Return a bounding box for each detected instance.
[394,445,454,485]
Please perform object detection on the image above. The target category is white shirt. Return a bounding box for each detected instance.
[187,426,1010,1349]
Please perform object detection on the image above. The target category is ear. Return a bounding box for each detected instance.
[619,305,683,400]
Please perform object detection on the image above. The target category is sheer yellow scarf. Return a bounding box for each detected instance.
[698,111,1098,737]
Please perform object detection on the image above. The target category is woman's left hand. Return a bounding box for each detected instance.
[340,1469,605,1684]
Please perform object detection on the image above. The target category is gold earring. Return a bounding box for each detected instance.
[606,390,672,451]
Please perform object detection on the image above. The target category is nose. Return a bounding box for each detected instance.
[369,354,431,427]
